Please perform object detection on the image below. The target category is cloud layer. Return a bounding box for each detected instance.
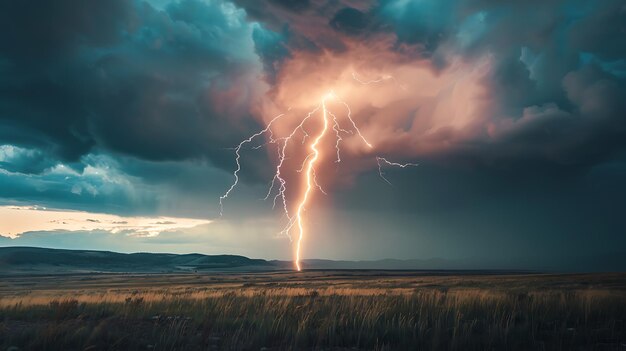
[1,0,625,181]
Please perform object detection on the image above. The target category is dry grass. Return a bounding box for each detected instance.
[0,272,625,350]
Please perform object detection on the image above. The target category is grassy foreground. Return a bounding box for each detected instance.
[1,272,625,350]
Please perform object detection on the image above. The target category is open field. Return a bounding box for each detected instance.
[1,271,625,350]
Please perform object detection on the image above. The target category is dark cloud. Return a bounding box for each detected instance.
[329,8,372,36]
[375,0,457,53]
[269,0,310,12]
[0,145,58,174]
[0,0,134,64]
[0,0,135,161]
[568,1,626,62]
[0,0,271,172]
[252,25,291,82]
[0,144,288,221]
[233,0,311,25]
[367,0,626,169]
[233,0,370,54]
[0,155,159,216]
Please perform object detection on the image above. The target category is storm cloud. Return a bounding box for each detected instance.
[1,0,625,175]
[0,0,272,168]
[236,0,626,171]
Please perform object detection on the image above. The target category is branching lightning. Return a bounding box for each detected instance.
[218,113,286,217]
[220,77,418,271]
[352,71,408,91]
[376,157,419,185]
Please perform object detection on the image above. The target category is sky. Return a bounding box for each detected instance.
[0,0,625,269]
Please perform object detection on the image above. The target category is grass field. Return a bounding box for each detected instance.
[1,271,625,350]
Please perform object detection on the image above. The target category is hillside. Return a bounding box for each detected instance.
[0,246,273,274]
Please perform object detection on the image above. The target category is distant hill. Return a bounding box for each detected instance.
[1,246,624,274]
[0,246,273,274]
[0,247,488,274]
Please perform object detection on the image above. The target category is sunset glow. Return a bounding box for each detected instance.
[0,206,210,238]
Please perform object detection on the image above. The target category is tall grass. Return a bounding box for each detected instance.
[1,283,625,350]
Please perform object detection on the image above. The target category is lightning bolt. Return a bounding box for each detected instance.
[218,113,286,217]
[292,93,332,271]
[376,157,419,185]
[220,79,417,271]
[351,71,393,85]
[352,71,408,91]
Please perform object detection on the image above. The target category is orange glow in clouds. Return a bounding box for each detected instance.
[220,45,491,270]
[220,88,416,271]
